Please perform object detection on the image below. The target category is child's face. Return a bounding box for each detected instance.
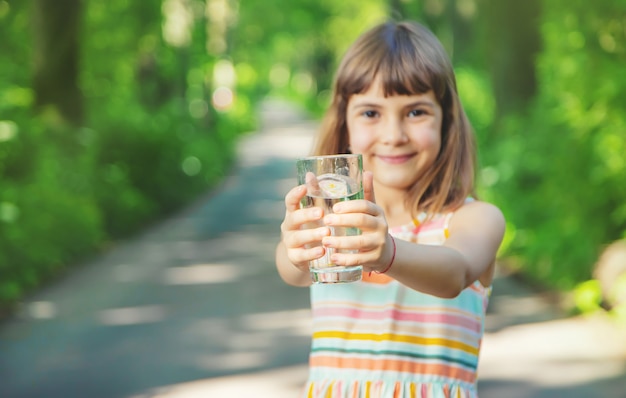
[345,78,443,193]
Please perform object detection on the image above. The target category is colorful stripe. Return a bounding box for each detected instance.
[303,380,476,398]
[305,213,487,398]
[312,331,479,356]
[313,308,482,334]
[311,346,477,369]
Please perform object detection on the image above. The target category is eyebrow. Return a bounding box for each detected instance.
[349,102,382,110]
[403,100,437,109]
[349,99,437,110]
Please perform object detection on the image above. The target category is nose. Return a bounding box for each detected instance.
[380,116,408,145]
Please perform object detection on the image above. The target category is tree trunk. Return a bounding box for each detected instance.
[482,0,542,119]
[448,2,475,65]
[32,0,84,126]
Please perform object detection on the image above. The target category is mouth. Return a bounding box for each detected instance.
[376,153,416,165]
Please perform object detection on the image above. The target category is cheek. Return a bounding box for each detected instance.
[347,128,375,153]
[411,127,441,151]
[424,133,441,150]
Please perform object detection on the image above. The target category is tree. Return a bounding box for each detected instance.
[482,0,542,120]
[32,0,84,125]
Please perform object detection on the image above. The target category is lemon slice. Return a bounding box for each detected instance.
[318,175,349,198]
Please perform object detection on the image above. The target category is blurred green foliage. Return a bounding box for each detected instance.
[0,0,625,316]
[0,0,246,307]
[491,0,626,293]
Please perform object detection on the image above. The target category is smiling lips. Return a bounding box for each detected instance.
[377,154,416,164]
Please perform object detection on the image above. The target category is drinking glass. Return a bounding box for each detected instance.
[296,154,363,283]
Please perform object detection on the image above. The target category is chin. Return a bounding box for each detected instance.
[377,177,414,191]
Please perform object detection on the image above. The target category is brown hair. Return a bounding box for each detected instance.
[313,20,477,218]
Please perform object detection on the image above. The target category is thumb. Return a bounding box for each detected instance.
[305,172,320,195]
[363,171,376,203]
[285,185,307,212]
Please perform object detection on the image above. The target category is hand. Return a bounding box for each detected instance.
[320,171,394,273]
[280,184,330,273]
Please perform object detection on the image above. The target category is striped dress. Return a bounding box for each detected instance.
[303,212,491,398]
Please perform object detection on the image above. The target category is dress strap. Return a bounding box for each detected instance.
[443,197,476,238]
[443,212,454,238]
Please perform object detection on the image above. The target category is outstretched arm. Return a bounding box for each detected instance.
[384,201,504,297]
[319,173,505,297]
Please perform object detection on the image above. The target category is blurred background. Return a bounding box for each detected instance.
[0,0,625,396]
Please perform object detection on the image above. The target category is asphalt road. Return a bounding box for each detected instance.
[0,99,624,398]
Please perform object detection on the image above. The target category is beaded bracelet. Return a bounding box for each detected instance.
[375,234,396,274]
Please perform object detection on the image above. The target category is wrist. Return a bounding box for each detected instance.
[375,234,396,274]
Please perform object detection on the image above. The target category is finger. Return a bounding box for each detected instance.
[282,206,325,238]
[289,207,324,227]
[324,212,378,231]
[322,234,379,252]
[285,185,308,212]
[288,245,327,266]
[284,226,330,249]
[363,171,375,203]
[330,199,382,217]
[305,172,321,196]
[328,251,375,268]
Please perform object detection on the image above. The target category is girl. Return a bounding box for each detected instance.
[276,20,505,398]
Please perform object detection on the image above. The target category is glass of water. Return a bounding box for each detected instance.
[296,154,363,283]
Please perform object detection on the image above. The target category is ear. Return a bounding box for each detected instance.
[363,171,376,203]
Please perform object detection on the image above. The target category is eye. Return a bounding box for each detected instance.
[408,108,427,118]
[362,110,379,118]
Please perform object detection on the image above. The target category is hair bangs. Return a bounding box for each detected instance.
[337,47,381,100]
[339,24,449,102]
[378,54,436,97]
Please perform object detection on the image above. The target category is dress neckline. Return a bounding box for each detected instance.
[389,212,437,231]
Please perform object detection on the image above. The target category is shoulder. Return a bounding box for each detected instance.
[457,200,504,218]
[449,200,505,235]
